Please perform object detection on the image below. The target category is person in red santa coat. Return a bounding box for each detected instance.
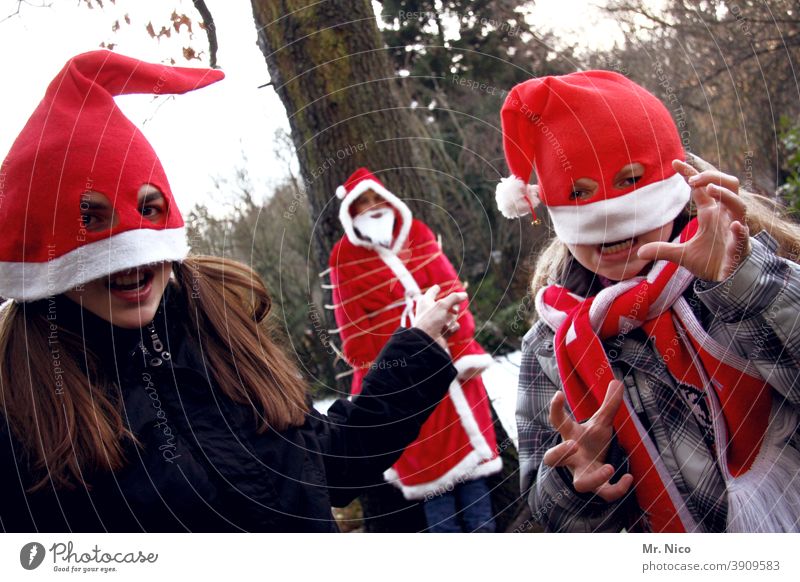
[327,167,503,532]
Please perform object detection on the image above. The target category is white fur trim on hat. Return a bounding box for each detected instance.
[495,175,540,219]
[0,227,190,302]
[547,173,690,245]
[338,178,412,253]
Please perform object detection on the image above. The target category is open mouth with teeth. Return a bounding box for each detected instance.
[106,266,156,302]
[599,236,638,256]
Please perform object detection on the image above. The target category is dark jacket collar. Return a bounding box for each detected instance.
[33,285,182,373]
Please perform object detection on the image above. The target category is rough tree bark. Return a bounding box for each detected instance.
[250,0,459,273]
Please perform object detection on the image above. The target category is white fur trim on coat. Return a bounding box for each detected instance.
[384,377,502,500]
[375,246,421,297]
[448,378,494,460]
[547,173,690,245]
[0,227,190,302]
[453,353,494,381]
[337,178,412,253]
[384,454,503,501]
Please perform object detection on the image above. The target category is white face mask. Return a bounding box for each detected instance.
[352,207,395,248]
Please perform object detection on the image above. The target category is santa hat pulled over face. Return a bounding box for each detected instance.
[495,70,690,245]
[0,50,224,301]
[336,167,412,253]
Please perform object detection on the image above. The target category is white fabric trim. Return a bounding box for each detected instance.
[546,173,690,245]
[384,455,503,501]
[383,377,501,500]
[588,277,644,327]
[726,402,800,532]
[448,378,494,460]
[673,297,761,378]
[0,227,189,302]
[375,246,421,327]
[375,247,420,296]
[687,334,800,532]
[337,178,412,253]
[534,287,568,330]
[453,354,493,380]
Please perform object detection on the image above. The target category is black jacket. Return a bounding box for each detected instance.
[0,287,456,532]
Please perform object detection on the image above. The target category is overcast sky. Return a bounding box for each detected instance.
[0,0,624,215]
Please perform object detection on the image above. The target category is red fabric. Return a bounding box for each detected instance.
[500,70,684,208]
[0,50,224,265]
[329,219,497,487]
[541,218,773,531]
[337,167,385,198]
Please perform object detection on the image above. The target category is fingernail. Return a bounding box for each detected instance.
[688,176,698,184]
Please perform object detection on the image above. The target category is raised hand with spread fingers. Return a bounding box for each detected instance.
[543,379,634,502]
[638,159,751,282]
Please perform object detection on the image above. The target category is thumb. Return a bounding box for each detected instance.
[437,291,468,313]
[637,241,684,264]
[424,284,441,301]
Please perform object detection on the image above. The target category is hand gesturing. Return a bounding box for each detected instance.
[638,159,751,282]
[543,379,634,502]
[412,285,466,349]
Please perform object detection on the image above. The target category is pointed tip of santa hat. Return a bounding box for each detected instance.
[336,185,348,199]
[495,176,540,219]
[64,49,225,97]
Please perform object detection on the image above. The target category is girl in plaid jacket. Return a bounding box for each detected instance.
[495,71,800,532]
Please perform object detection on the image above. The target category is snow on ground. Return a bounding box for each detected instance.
[481,351,521,448]
[312,351,522,448]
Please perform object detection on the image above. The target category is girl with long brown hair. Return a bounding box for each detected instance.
[496,71,800,532]
[0,51,464,532]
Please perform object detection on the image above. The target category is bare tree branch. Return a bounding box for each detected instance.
[192,0,219,68]
[1,0,52,25]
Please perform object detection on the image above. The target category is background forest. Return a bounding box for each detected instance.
[179,0,800,399]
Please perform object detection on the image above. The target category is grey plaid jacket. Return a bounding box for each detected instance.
[517,232,800,532]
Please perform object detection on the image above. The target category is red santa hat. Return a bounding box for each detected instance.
[0,50,224,302]
[495,70,690,245]
[336,167,412,253]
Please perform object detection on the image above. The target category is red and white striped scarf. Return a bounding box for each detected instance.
[536,218,776,532]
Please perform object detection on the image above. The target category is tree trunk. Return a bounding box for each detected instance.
[250,0,458,274]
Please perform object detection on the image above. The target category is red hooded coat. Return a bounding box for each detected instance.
[327,169,501,499]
